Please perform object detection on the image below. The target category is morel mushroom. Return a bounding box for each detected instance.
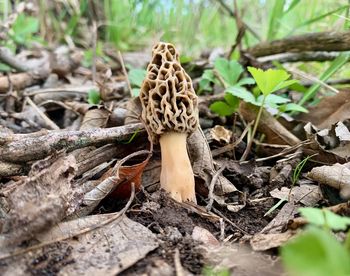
[140,42,198,203]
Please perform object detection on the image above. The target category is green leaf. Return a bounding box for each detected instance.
[299,208,350,230]
[214,58,243,86]
[226,86,258,105]
[210,101,236,116]
[128,68,146,88]
[180,55,192,64]
[260,94,290,108]
[247,67,296,96]
[202,69,216,81]
[288,82,308,93]
[274,79,298,91]
[264,197,287,217]
[87,89,100,104]
[236,77,255,86]
[281,227,350,276]
[224,93,240,109]
[0,63,11,72]
[283,103,308,113]
[203,266,230,276]
[10,14,39,45]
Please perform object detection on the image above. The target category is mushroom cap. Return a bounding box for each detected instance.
[140,42,198,143]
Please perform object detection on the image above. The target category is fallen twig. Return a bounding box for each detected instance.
[0,47,29,72]
[0,123,144,163]
[247,31,350,57]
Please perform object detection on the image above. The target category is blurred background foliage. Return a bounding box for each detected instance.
[0,0,349,80]
[1,0,349,55]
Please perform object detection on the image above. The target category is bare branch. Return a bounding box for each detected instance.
[247,31,350,57]
[0,123,144,163]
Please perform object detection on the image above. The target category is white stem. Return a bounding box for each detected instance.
[159,132,196,203]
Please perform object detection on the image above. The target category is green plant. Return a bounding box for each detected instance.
[7,13,41,47]
[201,58,254,116]
[82,41,110,68]
[281,208,350,276]
[128,68,147,97]
[206,59,307,117]
[202,266,230,276]
[210,93,240,117]
[264,154,313,217]
[299,207,350,231]
[239,67,301,160]
[87,89,100,104]
[281,227,350,276]
[200,58,254,92]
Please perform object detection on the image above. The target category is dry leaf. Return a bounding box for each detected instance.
[308,163,350,199]
[303,122,347,164]
[110,152,151,199]
[203,243,285,275]
[0,154,78,245]
[80,106,111,130]
[210,125,232,144]
[188,127,237,195]
[297,89,350,129]
[250,231,296,251]
[1,214,158,275]
[270,184,321,206]
[261,202,298,234]
[75,150,151,216]
[192,226,220,246]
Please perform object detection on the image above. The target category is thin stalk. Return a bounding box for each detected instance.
[240,95,266,161]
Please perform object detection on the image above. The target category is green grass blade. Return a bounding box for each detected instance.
[264,197,287,217]
[285,0,301,14]
[267,0,286,40]
[298,52,350,106]
[289,4,349,36]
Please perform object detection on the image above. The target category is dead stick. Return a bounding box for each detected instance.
[247,31,350,57]
[0,47,29,72]
[0,123,144,162]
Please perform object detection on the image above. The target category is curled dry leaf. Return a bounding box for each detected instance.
[110,151,152,199]
[308,163,350,199]
[303,122,347,164]
[74,150,151,217]
[210,125,233,144]
[79,106,111,130]
[260,202,299,234]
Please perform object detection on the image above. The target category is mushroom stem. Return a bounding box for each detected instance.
[159,131,196,203]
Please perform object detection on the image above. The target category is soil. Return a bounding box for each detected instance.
[120,189,275,274]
